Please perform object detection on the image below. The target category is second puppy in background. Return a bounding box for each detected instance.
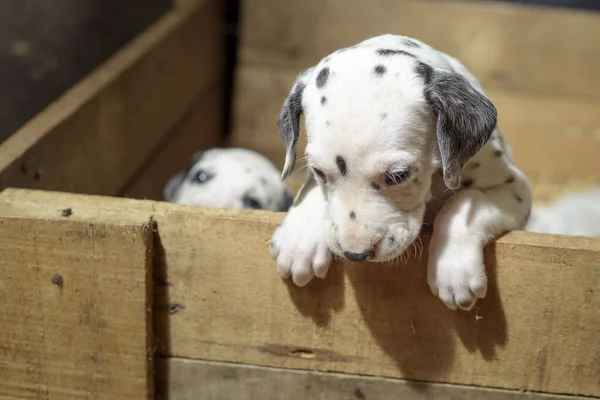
[164,147,294,212]
[526,188,600,238]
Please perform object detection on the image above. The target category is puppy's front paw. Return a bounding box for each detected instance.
[270,202,331,287]
[427,243,487,311]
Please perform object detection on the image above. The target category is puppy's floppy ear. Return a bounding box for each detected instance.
[278,68,313,181]
[423,65,497,189]
[163,172,185,202]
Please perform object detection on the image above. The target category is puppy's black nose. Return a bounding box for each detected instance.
[343,250,372,262]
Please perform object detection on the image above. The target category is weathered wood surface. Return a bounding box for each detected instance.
[0,0,171,144]
[121,84,225,201]
[237,0,600,99]
[0,192,154,398]
[1,188,599,398]
[157,358,594,400]
[0,0,223,197]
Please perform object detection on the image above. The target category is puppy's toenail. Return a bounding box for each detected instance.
[458,298,474,309]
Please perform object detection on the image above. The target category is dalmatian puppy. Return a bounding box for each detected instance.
[164,147,294,212]
[526,188,600,237]
[270,34,532,311]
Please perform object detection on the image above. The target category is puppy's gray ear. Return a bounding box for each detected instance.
[278,68,313,181]
[164,172,185,202]
[423,65,497,189]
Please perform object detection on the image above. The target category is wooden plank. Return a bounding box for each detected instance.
[0,0,223,197]
[1,188,599,397]
[230,64,600,188]
[0,193,154,398]
[121,83,224,201]
[0,0,172,144]
[156,358,593,400]
[237,0,600,99]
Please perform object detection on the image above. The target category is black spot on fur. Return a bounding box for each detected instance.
[350,211,356,220]
[313,167,327,183]
[505,176,515,184]
[514,193,523,203]
[336,156,347,176]
[469,161,481,170]
[415,61,433,85]
[462,178,475,188]
[403,38,420,47]
[376,48,415,58]
[389,235,396,244]
[372,182,381,191]
[316,67,330,89]
[321,96,327,105]
[494,150,503,157]
[380,112,387,120]
[374,64,387,75]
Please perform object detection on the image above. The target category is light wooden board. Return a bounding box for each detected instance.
[1,188,599,397]
[121,83,225,201]
[230,64,600,203]
[0,0,223,197]
[237,0,600,99]
[157,358,592,400]
[0,195,154,398]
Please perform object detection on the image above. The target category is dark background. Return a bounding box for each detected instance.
[0,0,596,146]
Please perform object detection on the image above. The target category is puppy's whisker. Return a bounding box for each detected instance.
[416,237,424,259]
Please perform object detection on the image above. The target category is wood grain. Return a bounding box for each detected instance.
[0,0,171,144]
[0,0,223,197]
[237,0,600,99]
[157,358,593,400]
[230,64,600,201]
[121,83,225,201]
[1,188,599,397]
[0,194,154,398]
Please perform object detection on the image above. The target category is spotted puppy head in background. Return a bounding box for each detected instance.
[164,147,294,212]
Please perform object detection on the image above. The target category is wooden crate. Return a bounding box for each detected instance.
[0,0,226,201]
[1,0,600,399]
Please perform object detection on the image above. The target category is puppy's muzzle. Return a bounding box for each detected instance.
[343,249,375,262]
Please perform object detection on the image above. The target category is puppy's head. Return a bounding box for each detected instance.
[278,39,496,262]
[164,148,294,212]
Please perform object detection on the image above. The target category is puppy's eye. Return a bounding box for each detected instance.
[385,170,410,185]
[312,167,327,183]
[191,170,212,184]
[243,196,262,209]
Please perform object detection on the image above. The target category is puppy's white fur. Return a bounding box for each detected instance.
[165,147,293,212]
[270,35,532,311]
